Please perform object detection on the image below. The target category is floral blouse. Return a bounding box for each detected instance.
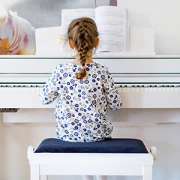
[40,62,122,142]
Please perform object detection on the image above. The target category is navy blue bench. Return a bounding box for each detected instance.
[34,138,148,154]
[28,138,155,180]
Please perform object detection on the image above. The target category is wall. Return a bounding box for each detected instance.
[1,0,180,54]
[0,0,109,28]
[1,109,180,180]
[1,0,180,180]
[118,0,180,54]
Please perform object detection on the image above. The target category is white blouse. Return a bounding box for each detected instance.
[40,62,122,142]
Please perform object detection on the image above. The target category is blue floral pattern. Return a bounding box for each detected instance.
[40,62,122,142]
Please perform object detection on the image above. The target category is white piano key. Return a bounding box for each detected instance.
[17,87,21,92]
[0,88,5,92]
[157,88,162,92]
[152,87,157,92]
[122,88,127,92]
[26,88,31,92]
[37,88,41,93]
[1,82,180,109]
[135,88,140,92]
[30,87,36,92]
[169,88,175,92]
[118,88,123,92]
[175,88,179,92]
[149,87,153,92]
[35,88,41,93]
[14,88,18,92]
[8,88,14,93]
[126,88,131,92]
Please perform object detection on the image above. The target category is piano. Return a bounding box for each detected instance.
[1,53,180,125]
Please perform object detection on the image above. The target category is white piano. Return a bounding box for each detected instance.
[1,53,180,125]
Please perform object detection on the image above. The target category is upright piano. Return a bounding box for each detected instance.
[1,54,180,126]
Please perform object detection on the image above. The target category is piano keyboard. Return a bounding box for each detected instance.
[1,83,180,88]
[1,83,180,109]
[0,56,180,124]
[117,84,180,92]
[0,108,19,112]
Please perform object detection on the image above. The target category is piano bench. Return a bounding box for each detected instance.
[27,138,157,180]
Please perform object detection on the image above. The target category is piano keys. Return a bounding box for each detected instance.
[1,83,180,109]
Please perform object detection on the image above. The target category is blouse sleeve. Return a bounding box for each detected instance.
[102,67,122,110]
[40,66,60,105]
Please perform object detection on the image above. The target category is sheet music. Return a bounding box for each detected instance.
[61,7,128,52]
[61,9,95,52]
[95,6,128,52]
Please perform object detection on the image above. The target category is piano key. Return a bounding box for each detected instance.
[122,88,127,92]
[169,88,175,92]
[26,88,31,92]
[135,88,140,92]
[162,88,167,92]
[0,87,5,92]
[149,87,153,92]
[157,88,162,92]
[126,87,131,92]
[152,87,157,92]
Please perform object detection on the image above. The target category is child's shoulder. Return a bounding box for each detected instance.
[54,62,109,72]
[55,63,71,70]
[94,62,109,71]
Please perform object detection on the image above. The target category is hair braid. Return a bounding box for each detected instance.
[67,17,99,79]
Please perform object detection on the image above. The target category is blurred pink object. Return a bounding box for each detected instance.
[110,0,117,6]
[0,7,35,55]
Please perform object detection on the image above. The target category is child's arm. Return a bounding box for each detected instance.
[40,66,60,105]
[103,67,122,110]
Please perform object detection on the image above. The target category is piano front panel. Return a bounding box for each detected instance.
[1,56,180,124]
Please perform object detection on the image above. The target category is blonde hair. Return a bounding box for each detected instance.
[67,17,99,79]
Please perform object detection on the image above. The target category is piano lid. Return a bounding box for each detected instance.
[0,54,180,74]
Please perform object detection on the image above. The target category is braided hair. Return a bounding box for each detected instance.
[67,17,99,79]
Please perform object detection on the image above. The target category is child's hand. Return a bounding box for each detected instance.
[58,34,63,45]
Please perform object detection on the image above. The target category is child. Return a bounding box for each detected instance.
[40,17,122,180]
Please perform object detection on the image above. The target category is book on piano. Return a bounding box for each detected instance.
[61,6,129,52]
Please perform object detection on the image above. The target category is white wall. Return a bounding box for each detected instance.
[1,110,180,180]
[118,0,180,54]
[0,0,109,28]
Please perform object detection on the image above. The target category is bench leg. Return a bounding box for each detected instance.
[30,165,40,180]
[41,175,48,180]
[96,176,107,180]
[82,176,93,180]
[139,166,152,180]
[82,176,107,180]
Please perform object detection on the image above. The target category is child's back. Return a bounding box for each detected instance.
[40,61,122,142]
